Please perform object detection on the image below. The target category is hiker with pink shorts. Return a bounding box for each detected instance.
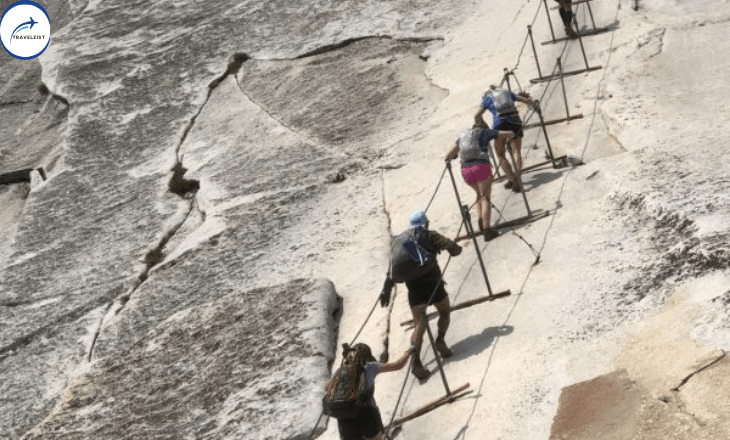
[446,121,515,241]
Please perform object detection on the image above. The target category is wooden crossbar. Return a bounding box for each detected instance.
[523,114,583,130]
[541,26,612,45]
[492,156,568,183]
[454,209,550,243]
[530,66,602,84]
[400,292,512,327]
[391,383,472,427]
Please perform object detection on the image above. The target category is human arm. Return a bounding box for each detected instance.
[474,107,487,125]
[379,347,414,373]
[428,230,462,256]
[515,92,536,110]
[446,142,460,161]
[379,276,394,307]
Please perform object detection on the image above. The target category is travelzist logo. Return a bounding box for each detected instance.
[0,1,51,60]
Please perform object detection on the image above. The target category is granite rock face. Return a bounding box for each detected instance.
[20,278,339,440]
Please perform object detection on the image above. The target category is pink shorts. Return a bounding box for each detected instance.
[461,163,492,186]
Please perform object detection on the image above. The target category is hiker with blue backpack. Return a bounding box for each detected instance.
[323,342,415,440]
[379,211,462,380]
[475,85,537,193]
[446,119,516,241]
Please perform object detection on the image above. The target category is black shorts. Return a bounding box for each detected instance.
[337,406,383,440]
[495,119,524,138]
[406,270,447,307]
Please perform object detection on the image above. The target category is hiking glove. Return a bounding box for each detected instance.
[449,244,462,257]
[380,277,394,307]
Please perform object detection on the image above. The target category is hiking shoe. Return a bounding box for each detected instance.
[435,338,453,358]
[504,180,514,189]
[411,363,430,381]
[511,181,523,193]
[565,26,578,38]
[483,228,500,242]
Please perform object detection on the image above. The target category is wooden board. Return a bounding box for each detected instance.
[523,114,584,130]
[541,27,612,45]
[391,383,472,427]
[454,210,550,242]
[530,66,602,84]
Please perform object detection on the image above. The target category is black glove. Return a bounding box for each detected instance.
[379,277,394,307]
[449,244,462,257]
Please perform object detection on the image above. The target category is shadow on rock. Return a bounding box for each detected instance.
[447,325,514,361]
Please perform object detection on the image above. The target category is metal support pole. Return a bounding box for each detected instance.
[503,68,512,92]
[556,58,571,119]
[542,0,557,41]
[423,313,453,398]
[507,140,532,217]
[584,0,598,30]
[573,15,591,70]
[533,101,558,165]
[527,25,544,80]
[489,144,502,178]
[445,161,494,297]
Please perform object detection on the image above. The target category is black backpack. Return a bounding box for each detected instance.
[389,230,435,283]
[322,361,371,419]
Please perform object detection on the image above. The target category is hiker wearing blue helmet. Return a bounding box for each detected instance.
[379,210,462,380]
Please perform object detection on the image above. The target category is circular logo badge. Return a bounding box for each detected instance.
[0,1,51,60]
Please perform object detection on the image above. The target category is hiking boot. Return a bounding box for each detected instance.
[511,181,523,193]
[483,228,500,242]
[565,25,578,38]
[504,180,514,189]
[434,338,453,358]
[411,362,430,381]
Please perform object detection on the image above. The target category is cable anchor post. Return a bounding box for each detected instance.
[533,100,558,166]
[542,0,557,41]
[445,160,494,297]
[556,57,571,120]
[527,25,544,80]
[423,310,452,397]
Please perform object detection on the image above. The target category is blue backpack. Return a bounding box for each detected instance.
[389,230,435,283]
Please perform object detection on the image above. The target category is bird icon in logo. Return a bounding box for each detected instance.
[10,17,37,45]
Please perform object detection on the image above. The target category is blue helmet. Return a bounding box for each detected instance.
[409,210,429,230]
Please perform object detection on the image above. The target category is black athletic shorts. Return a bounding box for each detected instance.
[337,405,383,440]
[406,269,447,307]
[495,118,524,138]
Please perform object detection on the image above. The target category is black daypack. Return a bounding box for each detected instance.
[322,362,371,419]
[389,230,436,283]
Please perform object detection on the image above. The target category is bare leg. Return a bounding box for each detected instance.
[513,137,523,173]
[494,137,516,183]
[433,296,451,338]
[410,305,427,348]
[409,304,430,379]
[468,182,483,231]
[475,177,493,228]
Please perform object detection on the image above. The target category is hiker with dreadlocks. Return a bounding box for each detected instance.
[555,0,577,37]
[379,210,462,380]
[324,343,414,440]
[475,85,537,193]
[446,119,515,241]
